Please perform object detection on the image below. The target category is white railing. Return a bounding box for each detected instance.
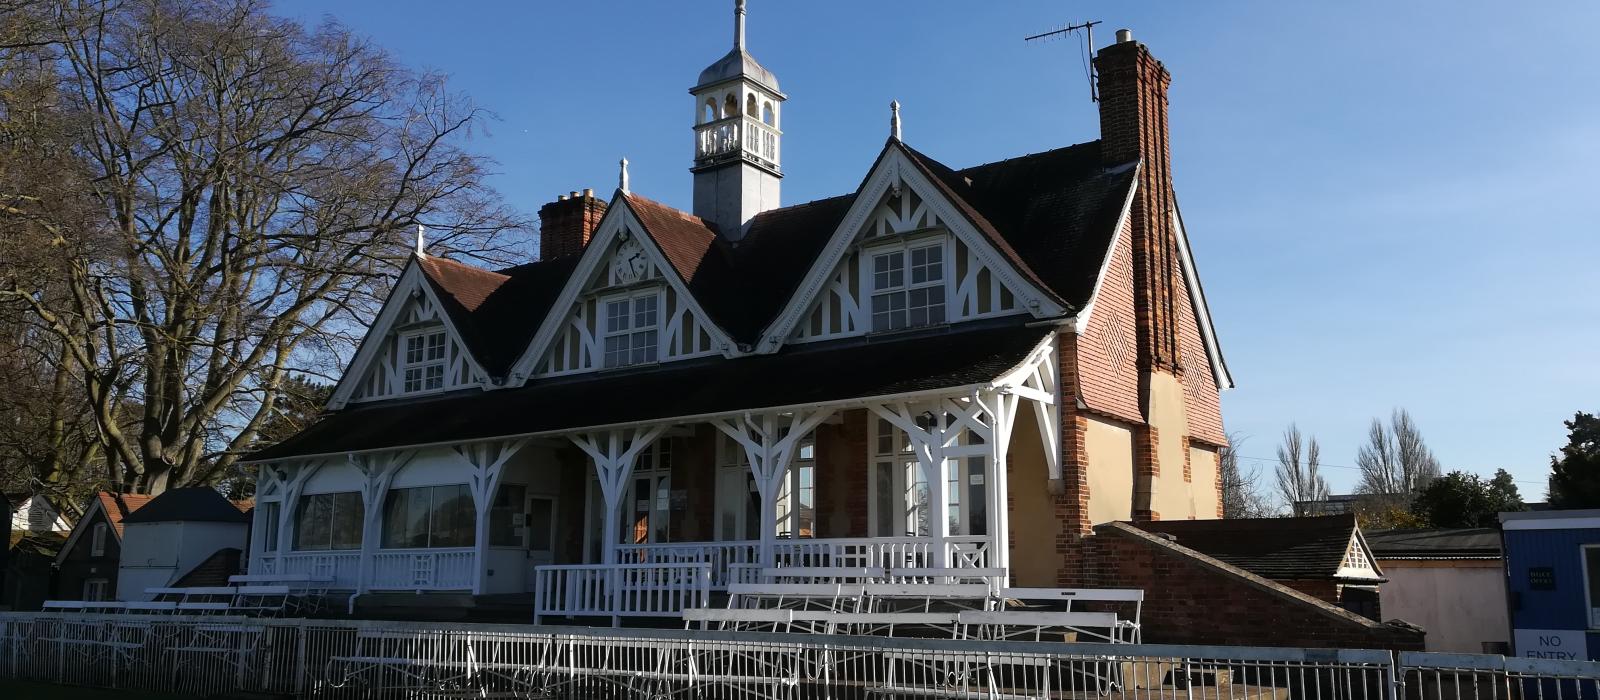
[694,115,780,166]
[262,551,361,589]
[614,541,759,588]
[533,562,712,623]
[370,549,475,590]
[612,536,992,592]
[9,612,1594,699]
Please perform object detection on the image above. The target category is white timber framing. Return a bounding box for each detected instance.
[989,332,1063,485]
[569,425,670,569]
[327,259,490,410]
[350,450,418,595]
[451,439,531,593]
[508,195,737,382]
[757,142,1067,352]
[708,408,836,568]
[269,459,324,557]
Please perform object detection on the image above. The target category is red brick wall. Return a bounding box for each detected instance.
[1177,266,1227,446]
[1085,524,1423,650]
[538,192,607,260]
[1075,217,1143,424]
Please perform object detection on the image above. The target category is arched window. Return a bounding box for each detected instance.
[723,94,738,121]
[762,102,775,126]
[703,98,718,123]
[746,94,758,117]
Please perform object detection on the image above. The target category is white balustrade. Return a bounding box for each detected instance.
[267,552,361,589]
[533,563,712,623]
[694,115,780,167]
[612,541,759,588]
[370,549,475,590]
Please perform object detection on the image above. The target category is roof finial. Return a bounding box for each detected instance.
[735,0,746,50]
[619,157,630,194]
[889,100,902,141]
[415,223,426,258]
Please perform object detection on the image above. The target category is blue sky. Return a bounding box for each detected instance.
[277,1,1600,501]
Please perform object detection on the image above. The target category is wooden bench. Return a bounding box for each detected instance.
[726,583,867,613]
[761,566,886,583]
[999,587,1143,642]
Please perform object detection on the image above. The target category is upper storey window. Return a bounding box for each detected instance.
[603,293,660,368]
[402,329,446,392]
[870,242,946,332]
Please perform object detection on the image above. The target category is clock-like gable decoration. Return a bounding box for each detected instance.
[611,235,649,285]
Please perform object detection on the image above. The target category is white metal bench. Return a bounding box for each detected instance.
[761,566,886,583]
[726,582,867,613]
[862,583,997,612]
[999,587,1143,642]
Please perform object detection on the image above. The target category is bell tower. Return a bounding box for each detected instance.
[691,0,783,242]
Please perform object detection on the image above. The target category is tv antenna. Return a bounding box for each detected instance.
[1025,20,1102,102]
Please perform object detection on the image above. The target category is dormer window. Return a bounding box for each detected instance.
[870,242,946,332]
[603,292,660,368]
[402,329,446,392]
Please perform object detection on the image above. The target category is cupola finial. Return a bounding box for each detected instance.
[415,223,426,258]
[735,0,746,50]
[890,100,902,141]
[619,157,630,194]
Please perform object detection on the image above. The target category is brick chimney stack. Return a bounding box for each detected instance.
[1095,29,1182,375]
[538,188,607,260]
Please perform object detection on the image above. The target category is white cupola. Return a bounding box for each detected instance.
[690,0,783,242]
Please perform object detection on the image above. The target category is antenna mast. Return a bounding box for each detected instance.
[1025,20,1102,102]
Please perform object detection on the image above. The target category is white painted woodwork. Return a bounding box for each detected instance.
[349,292,477,402]
[533,229,721,377]
[787,165,1030,345]
[709,409,835,568]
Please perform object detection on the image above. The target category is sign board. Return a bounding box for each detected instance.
[1528,566,1556,590]
[1513,629,1589,661]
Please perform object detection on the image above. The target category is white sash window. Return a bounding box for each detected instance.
[602,292,661,368]
[401,329,446,392]
[870,242,945,332]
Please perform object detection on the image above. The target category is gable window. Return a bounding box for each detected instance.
[870,243,945,332]
[90,522,107,556]
[294,491,364,551]
[401,329,447,392]
[602,293,660,368]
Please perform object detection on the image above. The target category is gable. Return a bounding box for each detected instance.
[1338,532,1384,580]
[513,198,733,380]
[54,498,112,566]
[764,144,1065,348]
[329,262,488,408]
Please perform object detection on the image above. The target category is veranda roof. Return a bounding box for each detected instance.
[248,322,1052,463]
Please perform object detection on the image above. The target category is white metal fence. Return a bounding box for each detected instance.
[2,612,1597,699]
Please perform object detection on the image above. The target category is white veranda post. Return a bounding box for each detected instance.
[710,409,836,569]
[454,439,530,593]
[975,389,1019,572]
[570,426,668,567]
[352,450,418,594]
[871,398,996,569]
[986,335,1061,572]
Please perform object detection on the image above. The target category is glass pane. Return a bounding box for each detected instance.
[332,492,364,550]
[425,332,446,360]
[263,503,280,552]
[968,456,987,537]
[874,462,895,537]
[295,493,332,551]
[431,484,475,548]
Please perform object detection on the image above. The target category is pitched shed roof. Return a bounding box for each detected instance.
[121,487,251,525]
[1364,528,1502,560]
[250,322,1050,461]
[1133,514,1375,582]
[96,492,154,538]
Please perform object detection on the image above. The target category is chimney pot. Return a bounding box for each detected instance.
[569,190,579,198]
[583,188,594,198]
[1116,28,1133,43]
[558,194,568,201]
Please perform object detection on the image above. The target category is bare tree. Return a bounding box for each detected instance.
[0,0,527,494]
[1356,409,1440,508]
[1276,424,1329,516]
[1220,432,1273,518]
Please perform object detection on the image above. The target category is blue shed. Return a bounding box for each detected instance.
[1502,510,1600,661]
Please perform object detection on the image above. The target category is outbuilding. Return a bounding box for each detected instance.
[115,488,251,601]
[1500,509,1600,661]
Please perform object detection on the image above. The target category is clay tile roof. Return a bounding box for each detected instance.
[415,254,581,377]
[96,491,155,538]
[1133,514,1367,582]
